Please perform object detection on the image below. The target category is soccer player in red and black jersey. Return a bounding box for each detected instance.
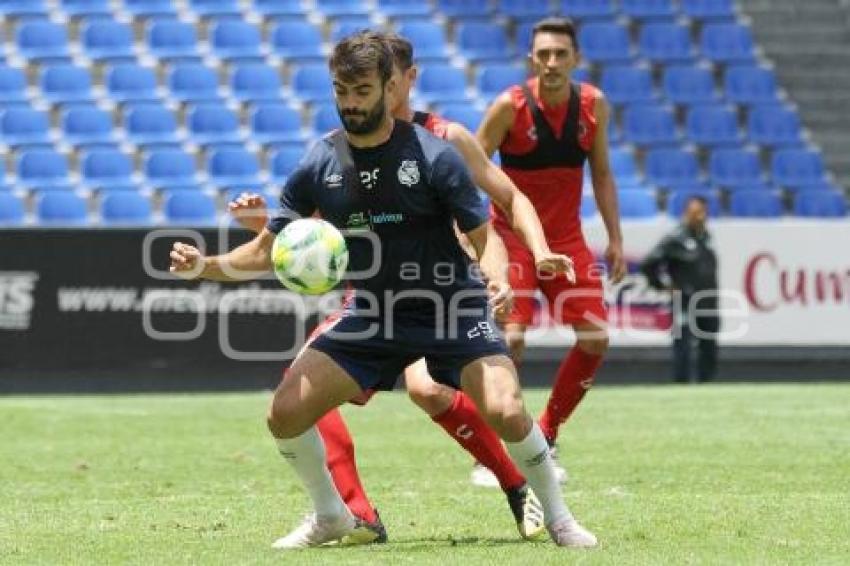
[477,17,626,461]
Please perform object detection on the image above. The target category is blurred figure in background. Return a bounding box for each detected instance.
[640,196,720,383]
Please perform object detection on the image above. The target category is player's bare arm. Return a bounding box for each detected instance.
[588,93,626,283]
[169,229,275,282]
[476,92,516,158]
[465,221,514,320]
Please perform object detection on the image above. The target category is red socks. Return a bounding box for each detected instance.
[539,346,603,443]
[432,390,526,491]
[316,408,378,523]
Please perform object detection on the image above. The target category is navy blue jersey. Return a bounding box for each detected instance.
[267,120,490,318]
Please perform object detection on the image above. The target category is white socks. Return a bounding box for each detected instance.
[275,426,350,519]
[506,422,573,526]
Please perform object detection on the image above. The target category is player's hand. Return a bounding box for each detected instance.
[535,251,575,284]
[605,240,627,283]
[487,280,514,322]
[227,192,269,234]
[169,241,205,280]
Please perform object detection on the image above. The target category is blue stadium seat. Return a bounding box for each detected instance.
[578,23,634,63]
[686,105,742,147]
[729,190,782,217]
[230,64,282,103]
[82,21,135,61]
[18,150,71,190]
[251,104,305,144]
[438,104,483,132]
[252,0,307,17]
[186,104,243,146]
[0,160,12,191]
[437,0,491,19]
[188,0,241,17]
[40,65,94,104]
[667,189,722,217]
[477,64,526,100]
[709,148,762,189]
[315,0,369,17]
[622,104,679,146]
[125,0,178,17]
[329,19,373,43]
[312,104,342,133]
[106,64,159,103]
[145,149,198,187]
[663,65,718,105]
[645,149,701,188]
[724,65,779,105]
[377,0,432,17]
[638,23,697,64]
[794,190,847,217]
[682,0,735,20]
[396,22,450,62]
[609,148,641,183]
[61,0,111,17]
[771,149,826,190]
[18,22,71,61]
[271,22,324,60]
[0,66,28,104]
[163,191,218,224]
[700,23,756,64]
[168,64,222,103]
[81,149,135,191]
[560,0,617,20]
[291,64,334,103]
[61,107,117,147]
[600,66,655,105]
[417,65,469,104]
[457,23,513,62]
[270,146,304,182]
[208,148,262,188]
[37,192,88,225]
[101,192,152,224]
[0,0,48,17]
[0,193,25,225]
[580,193,598,219]
[124,105,181,146]
[147,21,202,61]
[498,0,551,21]
[1,108,52,147]
[210,21,264,61]
[748,105,802,147]
[621,0,677,20]
[515,22,535,52]
[619,190,659,218]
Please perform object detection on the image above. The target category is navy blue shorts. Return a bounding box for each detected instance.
[308,308,508,392]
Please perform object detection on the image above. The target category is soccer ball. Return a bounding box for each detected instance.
[271,218,348,295]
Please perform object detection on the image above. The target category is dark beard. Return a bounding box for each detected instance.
[337,93,386,135]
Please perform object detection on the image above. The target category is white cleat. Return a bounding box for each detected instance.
[470,462,501,488]
[271,512,365,549]
[547,517,598,548]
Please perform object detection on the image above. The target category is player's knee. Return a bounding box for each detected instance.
[407,379,454,416]
[483,392,530,442]
[266,395,304,439]
[506,333,526,364]
[577,328,609,356]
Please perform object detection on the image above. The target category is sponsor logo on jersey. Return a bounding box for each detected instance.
[397,160,420,187]
[526,125,537,142]
[325,173,343,189]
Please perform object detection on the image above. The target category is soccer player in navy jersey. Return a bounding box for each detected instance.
[170,32,596,549]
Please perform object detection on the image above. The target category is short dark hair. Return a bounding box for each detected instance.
[382,32,414,71]
[686,195,709,208]
[530,17,579,51]
[329,30,394,85]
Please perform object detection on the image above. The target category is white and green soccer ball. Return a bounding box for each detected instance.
[271,218,348,295]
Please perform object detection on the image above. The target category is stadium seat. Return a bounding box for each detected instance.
[186,104,243,146]
[457,23,513,62]
[709,148,763,189]
[124,105,181,146]
[622,104,679,146]
[638,23,697,64]
[609,148,641,184]
[82,21,135,62]
[145,150,198,187]
[396,22,450,62]
[270,146,305,182]
[37,192,88,225]
[724,66,779,105]
[748,105,803,147]
[600,66,656,105]
[793,190,847,217]
[315,0,369,17]
[578,23,634,63]
[438,104,483,132]
[0,193,25,225]
[105,64,159,103]
[700,23,756,64]
[163,191,218,224]
[437,0,491,19]
[230,64,283,103]
[0,0,48,17]
[0,160,12,191]
[580,194,598,219]
[291,64,334,103]
[101,192,153,224]
[251,104,306,144]
[81,149,135,191]
[210,21,264,61]
[147,21,202,61]
[515,22,536,52]
[619,190,659,218]
[312,103,342,133]
[61,107,117,147]
[252,0,307,18]
[498,0,551,21]
[328,19,371,42]
[61,0,111,18]
[417,65,469,104]
[168,64,222,103]
[560,0,617,20]
[621,0,677,20]
[771,149,826,190]
[681,0,735,20]
[667,190,722,217]
[17,150,71,190]
[377,0,432,17]
[188,0,241,18]
[686,105,743,147]
[0,66,28,104]
[16,22,70,61]
[477,64,526,101]
[125,0,178,17]
[1,108,52,147]
[39,65,94,104]
[208,148,262,189]
[729,190,783,217]
[663,65,718,105]
[271,22,324,60]
[645,149,701,188]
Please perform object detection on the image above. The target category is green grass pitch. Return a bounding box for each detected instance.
[1,384,848,564]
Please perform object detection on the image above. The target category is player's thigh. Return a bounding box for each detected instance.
[403,359,455,416]
[459,354,529,441]
[505,244,538,327]
[541,247,607,328]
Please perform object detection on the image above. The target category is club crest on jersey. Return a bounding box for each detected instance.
[397,160,420,187]
[325,173,343,189]
[527,125,537,142]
